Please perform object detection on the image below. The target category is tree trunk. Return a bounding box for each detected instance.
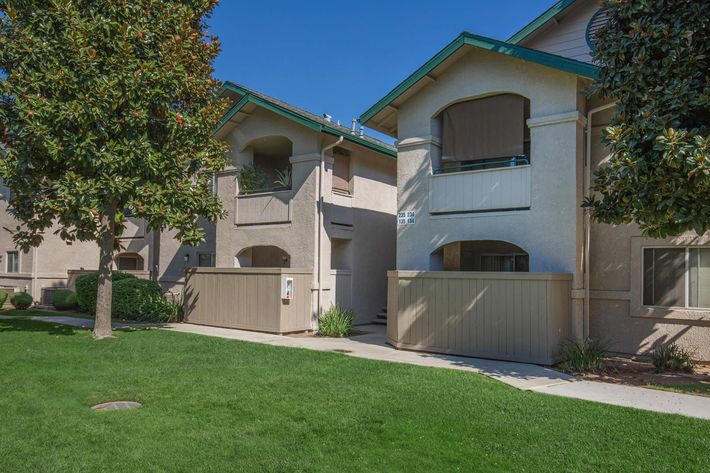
[93,205,117,340]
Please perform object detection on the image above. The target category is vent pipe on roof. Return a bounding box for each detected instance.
[359,126,365,137]
[351,118,357,134]
[323,114,332,122]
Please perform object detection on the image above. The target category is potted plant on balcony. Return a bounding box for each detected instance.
[273,168,292,190]
[238,165,267,194]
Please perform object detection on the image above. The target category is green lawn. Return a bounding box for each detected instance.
[0,308,92,318]
[647,383,710,397]
[1,318,708,473]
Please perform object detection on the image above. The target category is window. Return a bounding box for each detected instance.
[198,253,216,267]
[332,147,351,194]
[116,254,143,271]
[643,247,710,309]
[480,254,529,272]
[6,251,18,273]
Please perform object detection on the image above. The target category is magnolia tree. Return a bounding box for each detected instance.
[0,1,229,338]
[585,0,709,237]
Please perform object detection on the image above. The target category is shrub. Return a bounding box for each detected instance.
[10,292,33,310]
[75,271,136,313]
[556,338,608,374]
[0,288,8,307]
[238,164,267,193]
[318,305,353,337]
[52,289,78,311]
[651,343,696,373]
[112,279,178,322]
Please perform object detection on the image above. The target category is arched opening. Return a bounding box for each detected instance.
[115,252,144,271]
[240,136,293,194]
[430,240,529,272]
[235,246,290,268]
[435,93,530,173]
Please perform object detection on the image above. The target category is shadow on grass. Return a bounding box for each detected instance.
[0,319,79,336]
[0,318,158,336]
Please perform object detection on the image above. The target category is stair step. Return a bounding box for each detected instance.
[372,319,387,325]
[376,312,387,319]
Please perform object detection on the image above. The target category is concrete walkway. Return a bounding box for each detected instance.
[4,314,709,420]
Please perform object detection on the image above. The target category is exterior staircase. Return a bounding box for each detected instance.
[373,307,387,325]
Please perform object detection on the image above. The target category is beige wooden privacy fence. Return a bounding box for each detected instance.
[183,268,313,333]
[387,271,572,364]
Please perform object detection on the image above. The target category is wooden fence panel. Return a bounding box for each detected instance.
[184,268,313,333]
[387,271,572,364]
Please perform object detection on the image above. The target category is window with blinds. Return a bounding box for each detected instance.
[643,247,710,309]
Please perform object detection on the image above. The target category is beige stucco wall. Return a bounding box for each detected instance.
[587,105,710,360]
[215,106,396,325]
[394,47,588,337]
[0,177,213,300]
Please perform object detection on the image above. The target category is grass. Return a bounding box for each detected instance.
[1,319,709,473]
[646,384,710,397]
[0,308,92,318]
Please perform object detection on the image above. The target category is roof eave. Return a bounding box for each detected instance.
[507,0,579,44]
[359,32,598,135]
[217,82,396,158]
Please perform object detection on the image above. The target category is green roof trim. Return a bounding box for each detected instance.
[359,32,599,126]
[507,0,579,44]
[217,82,396,158]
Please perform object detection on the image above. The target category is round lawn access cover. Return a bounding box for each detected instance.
[91,401,142,411]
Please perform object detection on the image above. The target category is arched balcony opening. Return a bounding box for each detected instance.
[235,246,290,268]
[434,93,531,174]
[239,136,293,194]
[430,240,529,272]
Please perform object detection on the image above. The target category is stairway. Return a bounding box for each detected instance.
[372,307,387,325]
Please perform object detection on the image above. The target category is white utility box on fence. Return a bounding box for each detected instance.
[281,276,294,300]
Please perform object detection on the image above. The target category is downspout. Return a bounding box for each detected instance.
[584,101,616,339]
[317,135,343,321]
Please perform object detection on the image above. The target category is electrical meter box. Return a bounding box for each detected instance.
[281,276,294,300]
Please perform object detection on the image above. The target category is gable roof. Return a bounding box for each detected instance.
[216,82,396,158]
[507,0,581,44]
[359,32,599,136]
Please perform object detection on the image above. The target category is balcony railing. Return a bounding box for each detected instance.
[433,156,529,174]
[235,189,291,225]
[429,156,531,214]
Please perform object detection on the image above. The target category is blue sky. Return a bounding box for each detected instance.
[209,1,555,138]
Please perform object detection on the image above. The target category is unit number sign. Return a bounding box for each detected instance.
[398,211,416,225]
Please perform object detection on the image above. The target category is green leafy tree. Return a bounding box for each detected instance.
[0,1,229,338]
[584,0,709,237]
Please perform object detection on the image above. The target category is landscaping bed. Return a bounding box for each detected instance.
[578,356,710,397]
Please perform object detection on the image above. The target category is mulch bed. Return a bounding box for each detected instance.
[576,356,710,395]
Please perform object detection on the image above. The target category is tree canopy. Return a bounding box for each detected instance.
[585,0,709,238]
[0,0,229,337]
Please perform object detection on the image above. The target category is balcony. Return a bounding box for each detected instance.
[235,190,291,226]
[429,157,531,214]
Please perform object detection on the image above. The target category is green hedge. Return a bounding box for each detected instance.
[75,272,136,313]
[10,292,33,310]
[112,278,178,322]
[53,289,78,311]
[0,288,8,307]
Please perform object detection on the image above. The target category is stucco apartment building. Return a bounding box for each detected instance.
[208,83,397,325]
[0,81,396,325]
[0,174,216,301]
[362,0,709,361]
